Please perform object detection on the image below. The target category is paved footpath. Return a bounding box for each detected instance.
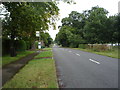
[2,52,38,86]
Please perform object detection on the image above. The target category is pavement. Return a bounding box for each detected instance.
[2,52,38,86]
[53,46,118,88]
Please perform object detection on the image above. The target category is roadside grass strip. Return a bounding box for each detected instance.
[3,48,58,88]
[35,51,52,58]
[43,48,52,51]
[2,51,35,66]
[74,48,119,59]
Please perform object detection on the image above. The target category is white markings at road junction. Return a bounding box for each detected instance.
[76,53,80,56]
[89,59,100,64]
[69,51,72,53]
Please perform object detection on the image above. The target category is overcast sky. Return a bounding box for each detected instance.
[48,0,120,40]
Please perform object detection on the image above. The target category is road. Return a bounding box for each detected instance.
[53,46,118,88]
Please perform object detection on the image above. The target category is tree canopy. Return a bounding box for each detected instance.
[1,2,59,56]
[55,6,119,47]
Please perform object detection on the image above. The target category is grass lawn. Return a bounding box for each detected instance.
[3,48,58,88]
[35,50,52,58]
[43,48,52,51]
[2,51,35,66]
[74,48,119,59]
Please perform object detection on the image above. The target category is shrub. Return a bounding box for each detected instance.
[70,43,78,48]
[41,46,45,48]
[2,39,27,56]
[35,41,38,49]
[79,44,88,49]
[15,40,27,52]
[92,44,109,52]
[26,41,31,50]
[2,39,11,55]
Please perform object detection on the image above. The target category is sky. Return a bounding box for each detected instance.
[47,0,120,40]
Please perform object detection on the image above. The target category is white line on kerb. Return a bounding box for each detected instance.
[76,53,80,56]
[89,59,100,64]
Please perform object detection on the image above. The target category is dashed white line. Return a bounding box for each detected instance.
[89,59,100,64]
[69,51,72,53]
[76,53,80,56]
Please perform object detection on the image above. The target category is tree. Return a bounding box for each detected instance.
[55,26,73,47]
[113,13,120,46]
[41,32,53,47]
[55,6,118,47]
[1,2,59,56]
[83,6,109,44]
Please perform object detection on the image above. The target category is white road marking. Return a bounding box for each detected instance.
[89,59,100,64]
[69,51,72,53]
[76,53,80,56]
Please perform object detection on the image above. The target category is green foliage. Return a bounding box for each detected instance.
[2,39,27,55]
[79,44,88,49]
[3,59,58,88]
[55,26,74,47]
[35,51,52,58]
[74,48,119,59]
[15,40,27,52]
[2,51,34,66]
[26,41,31,50]
[2,38,11,55]
[1,2,59,56]
[41,46,45,49]
[91,44,109,52]
[40,32,53,47]
[35,41,38,49]
[55,6,119,47]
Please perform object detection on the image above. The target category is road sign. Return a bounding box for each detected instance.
[36,31,40,37]
[38,42,41,49]
[36,31,41,49]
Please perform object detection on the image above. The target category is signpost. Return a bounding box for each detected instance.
[36,31,41,49]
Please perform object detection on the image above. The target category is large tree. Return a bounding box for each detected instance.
[1,2,59,56]
[55,6,119,47]
[83,6,109,44]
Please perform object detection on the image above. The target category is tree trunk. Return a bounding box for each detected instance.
[31,41,36,50]
[111,43,113,50]
[118,42,120,49]
[10,35,17,57]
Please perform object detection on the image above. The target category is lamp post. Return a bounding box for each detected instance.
[36,31,41,49]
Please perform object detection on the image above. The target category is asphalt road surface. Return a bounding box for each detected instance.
[53,45,118,88]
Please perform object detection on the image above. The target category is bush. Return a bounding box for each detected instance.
[41,46,45,48]
[70,43,78,48]
[92,44,109,52]
[2,39,11,55]
[26,41,31,50]
[79,44,88,49]
[35,41,38,49]
[2,39,27,56]
[15,40,27,52]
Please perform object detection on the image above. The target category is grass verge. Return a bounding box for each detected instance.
[35,50,52,58]
[2,51,35,66]
[43,48,52,51]
[3,48,58,88]
[74,48,119,59]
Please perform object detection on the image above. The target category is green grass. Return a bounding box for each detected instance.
[3,49,58,88]
[74,48,119,59]
[2,51,35,66]
[43,48,52,51]
[35,51,52,58]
